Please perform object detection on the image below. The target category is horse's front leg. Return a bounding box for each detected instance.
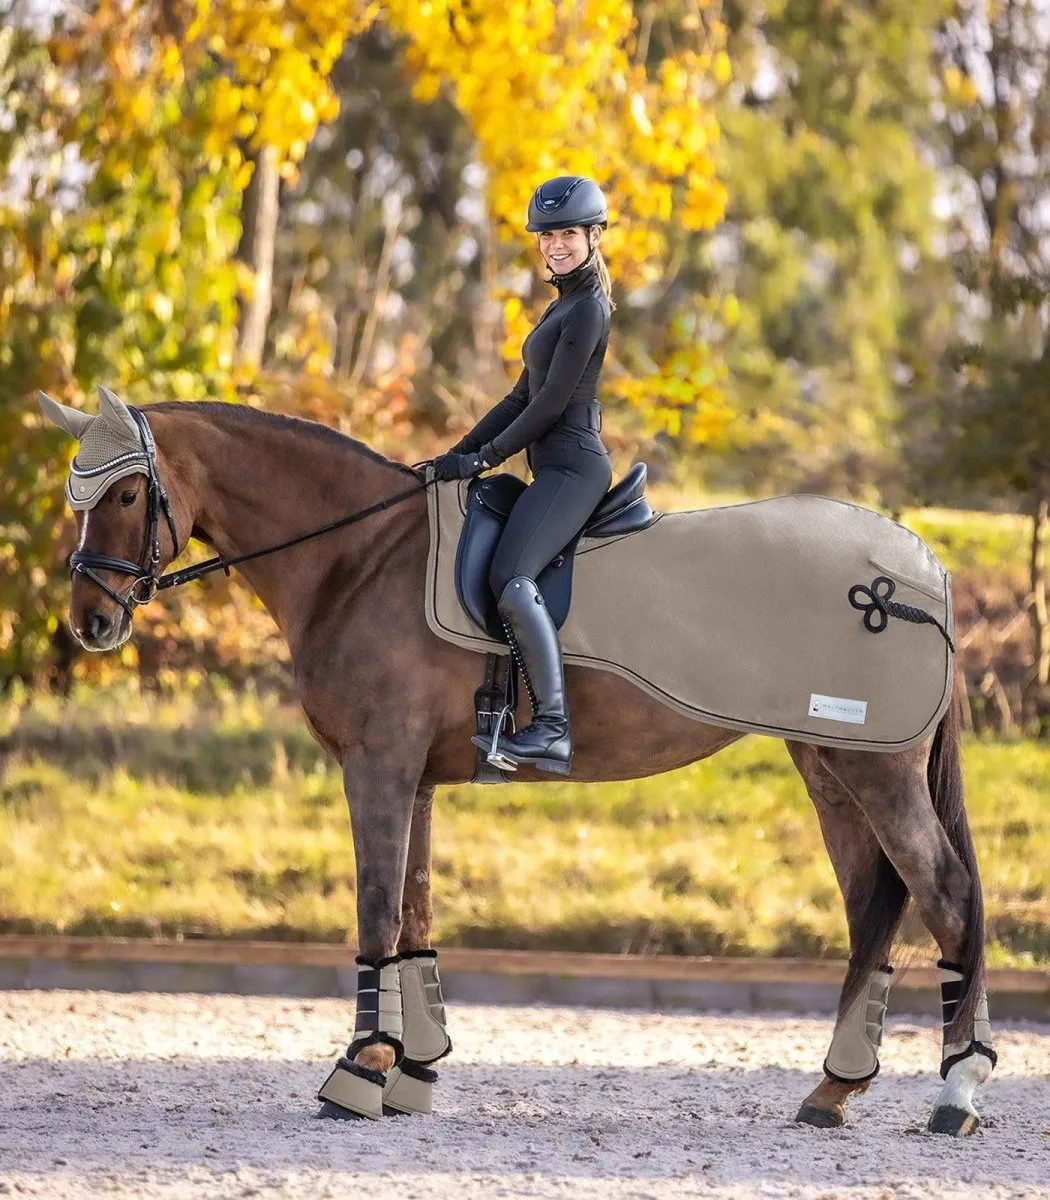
[382,783,453,1116]
[317,750,419,1121]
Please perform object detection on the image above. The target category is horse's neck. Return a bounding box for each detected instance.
[155,406,415,643]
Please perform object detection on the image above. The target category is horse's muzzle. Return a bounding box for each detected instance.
[72,607,132,653]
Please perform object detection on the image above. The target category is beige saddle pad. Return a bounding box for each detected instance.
[425,480,954,751]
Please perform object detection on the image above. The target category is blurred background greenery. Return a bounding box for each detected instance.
[1,0,1048,961]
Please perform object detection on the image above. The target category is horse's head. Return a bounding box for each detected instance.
[39,385,184,652]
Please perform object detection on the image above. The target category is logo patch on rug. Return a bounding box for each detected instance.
[808,694,868,725]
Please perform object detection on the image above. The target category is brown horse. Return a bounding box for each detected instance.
[39,390,996,1134]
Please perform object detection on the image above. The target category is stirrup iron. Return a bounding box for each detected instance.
[484,703,517,771]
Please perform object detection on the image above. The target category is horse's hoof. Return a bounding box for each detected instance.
[316,1100,367,1121]
[928,1051,991,1135]
[316,1061,384,1121]
[382,1061,437,1115]
[795,1102,844,1129]
[928,1105,980,1136]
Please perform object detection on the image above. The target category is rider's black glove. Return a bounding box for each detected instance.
[432,449,488,482]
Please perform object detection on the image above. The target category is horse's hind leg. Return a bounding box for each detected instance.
[384,783,452,1116]
[817,714,995,1136]
[788,741,905,1129]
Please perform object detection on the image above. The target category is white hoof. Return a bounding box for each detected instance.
[928,1053,991,1136]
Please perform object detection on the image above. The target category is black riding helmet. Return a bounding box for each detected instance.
[526,176,608,232]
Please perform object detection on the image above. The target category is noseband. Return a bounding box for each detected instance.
[68,407,180,618]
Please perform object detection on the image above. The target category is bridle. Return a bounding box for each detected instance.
[68,407,180,619]
[68,406,433,617]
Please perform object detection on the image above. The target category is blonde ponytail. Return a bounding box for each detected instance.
[594,247,615,310]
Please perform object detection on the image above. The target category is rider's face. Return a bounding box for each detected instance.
[538,226,595,275]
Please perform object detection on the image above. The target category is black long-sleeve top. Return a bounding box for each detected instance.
[457,258,611,465]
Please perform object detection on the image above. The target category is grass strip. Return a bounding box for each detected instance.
[1,684,1046,966]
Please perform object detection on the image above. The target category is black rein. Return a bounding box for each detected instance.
[156,479,431,592]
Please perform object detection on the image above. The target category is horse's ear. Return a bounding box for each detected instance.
[97,384,141,440]
[38,391,94,439]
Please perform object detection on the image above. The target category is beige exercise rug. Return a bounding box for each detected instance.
[425,479,954,751]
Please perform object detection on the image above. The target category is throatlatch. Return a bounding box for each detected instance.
[317,954,404,1121]
[823,966,893,1084]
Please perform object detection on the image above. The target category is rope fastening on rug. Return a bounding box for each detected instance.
[848,575,954,652]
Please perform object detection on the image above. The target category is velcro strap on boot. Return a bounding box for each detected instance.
[824,966,892,1084]
[937,960,996,1078]
[348,954,404,1061]
[398,949,452,1064]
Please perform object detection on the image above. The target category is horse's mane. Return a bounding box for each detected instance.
[147,401,420,479]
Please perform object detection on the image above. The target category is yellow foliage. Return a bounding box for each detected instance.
[387,0,725,292]
[50,0,728,439]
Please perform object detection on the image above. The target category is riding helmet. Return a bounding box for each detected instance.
[525,176,608,232]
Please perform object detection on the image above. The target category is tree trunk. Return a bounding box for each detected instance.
[236,144,281,369]
[1024,487,1049,711]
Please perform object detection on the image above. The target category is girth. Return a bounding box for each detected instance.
[454,464,654,641]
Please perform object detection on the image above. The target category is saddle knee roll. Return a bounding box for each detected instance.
[824,966,893,1083]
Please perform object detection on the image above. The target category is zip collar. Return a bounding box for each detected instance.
[549,254,599,295]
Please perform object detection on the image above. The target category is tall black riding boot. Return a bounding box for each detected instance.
[484,575,572,775]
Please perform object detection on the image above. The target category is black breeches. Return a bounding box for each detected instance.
[488,451,612,599]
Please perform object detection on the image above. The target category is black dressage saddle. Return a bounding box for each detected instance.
[455,462,656,640]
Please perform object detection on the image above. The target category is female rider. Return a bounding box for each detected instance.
[431,176,614,777]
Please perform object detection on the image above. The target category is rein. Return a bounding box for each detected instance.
[69,405,433,609]
[157,479,431,592]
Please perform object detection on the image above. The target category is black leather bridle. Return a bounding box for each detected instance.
[68,406,180,619]
[68,405,433,616]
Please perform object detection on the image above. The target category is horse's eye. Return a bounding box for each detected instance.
[120,491,137,507]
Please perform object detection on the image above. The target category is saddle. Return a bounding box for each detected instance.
[455,463,655,640]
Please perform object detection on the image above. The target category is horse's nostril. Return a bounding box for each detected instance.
[87,611,111,640]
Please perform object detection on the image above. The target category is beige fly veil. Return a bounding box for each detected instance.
[38,385,149,509]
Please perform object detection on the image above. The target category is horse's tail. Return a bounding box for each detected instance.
[836,690,982,1037]
[926,691,986,1046]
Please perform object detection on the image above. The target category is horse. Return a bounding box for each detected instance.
[38,387,996,1134]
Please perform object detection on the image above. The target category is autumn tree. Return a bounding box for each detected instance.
[0,7,244,683]
[709,0,954,503]
[1,0,729,683]
[932,0,1050,718]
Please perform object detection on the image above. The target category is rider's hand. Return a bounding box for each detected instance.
[432,450,487,482]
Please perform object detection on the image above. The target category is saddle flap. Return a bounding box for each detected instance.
[454,474,576,640]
